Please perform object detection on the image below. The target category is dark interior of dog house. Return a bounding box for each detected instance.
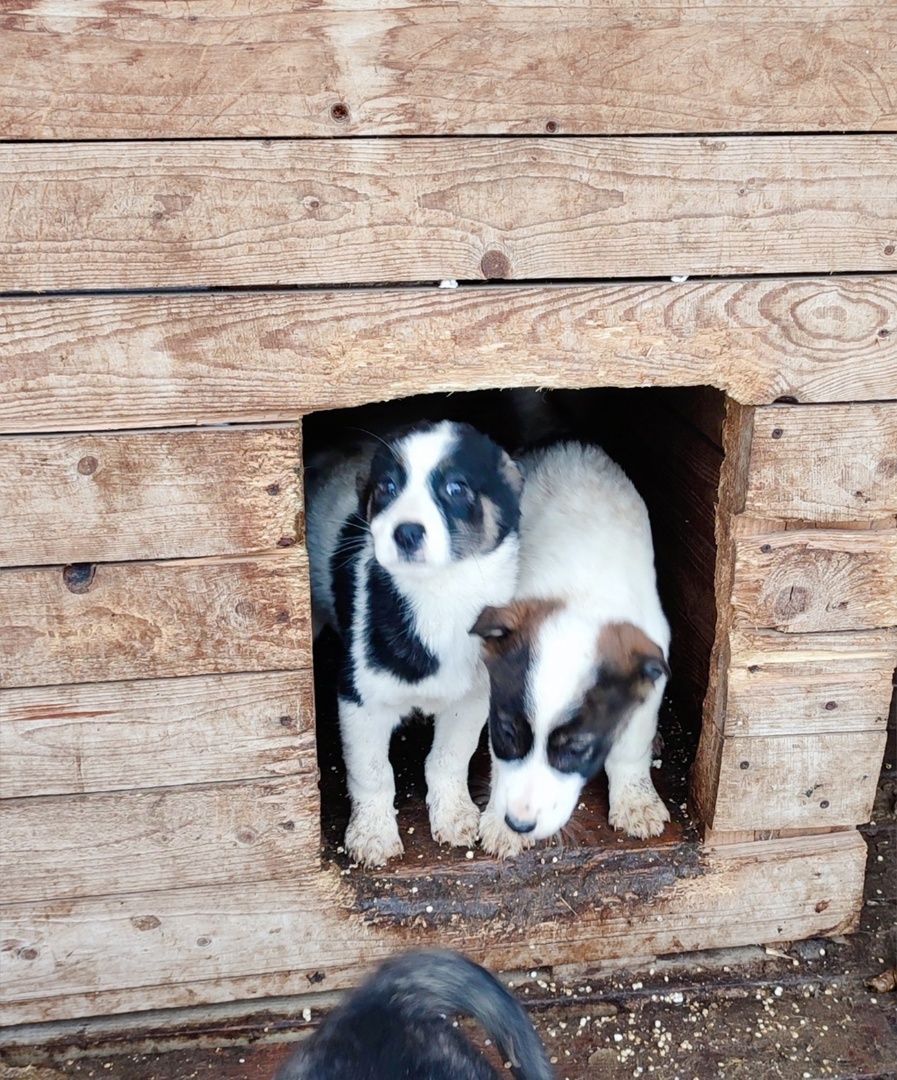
[303,385,725,881]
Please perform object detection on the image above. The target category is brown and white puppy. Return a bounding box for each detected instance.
[472,442,671,858]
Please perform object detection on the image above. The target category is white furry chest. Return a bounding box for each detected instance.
[352,538,517,711]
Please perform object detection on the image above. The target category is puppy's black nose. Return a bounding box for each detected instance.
[393,522,425,554]
[505,813,537,834]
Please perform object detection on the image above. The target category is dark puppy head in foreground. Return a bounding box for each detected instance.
[360,420,522,572]
[273,949,554,1080]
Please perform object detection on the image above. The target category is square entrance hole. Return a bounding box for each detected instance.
[302,385,725,869]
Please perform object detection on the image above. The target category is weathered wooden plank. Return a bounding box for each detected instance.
[745,404,897,525]
[0,552,311,690]
[731,528,897,633]
[0,831,865,1024]
[0,427,301,568]
[0,671,315,799]
[1,776,320,906]
[1,2,893,140]
[708,730,887,831]
[2,138,895,292]
[3,278,896,436]
[689,399,753,825]
[725,627,897,737]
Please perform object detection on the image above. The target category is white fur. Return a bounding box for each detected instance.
[480,443,671,858]
[306,424,520,867]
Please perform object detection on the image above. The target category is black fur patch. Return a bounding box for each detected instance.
[363,444,408,520]
[430,425,521,557]
[485,637,535,762]
[365,561,439,684]
[273,949,554,1080]
[546,668,647,779]
[330,515,366,705]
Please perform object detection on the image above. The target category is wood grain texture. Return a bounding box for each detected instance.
[0,552,311,690]
[725,628,897,737]
[2,278,896,437]
[2,138,895,291]
[1,2,894,139]
[0,671,315,799]
[745,404,897,525]
[0,427,302,567]
[0,831,865,1024]
[708,730,887,831]
[731,528,897,633]
[2,777,320,906]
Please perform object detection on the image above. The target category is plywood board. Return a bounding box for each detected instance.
[725,628,897,737]
[0,427,302,567]
[745,404,897,524]
[0,552,311,689]
[3,279,896,437]
[2,138,895,291]
[0,671,315,799]
[1,2,893,139]
[708,730,887,832]
[0,831,866,1024]
[2,777,320,906]
[731,528,897,633]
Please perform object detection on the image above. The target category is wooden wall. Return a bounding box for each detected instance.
[1,0,895,1027]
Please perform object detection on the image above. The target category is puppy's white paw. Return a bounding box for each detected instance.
[608,782,670,840]
[427,787,481,848]
[478,806,536,859]
[345,807,404,868]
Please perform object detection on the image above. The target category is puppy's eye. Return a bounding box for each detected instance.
[444,478,472,501]
[375,478,397,499]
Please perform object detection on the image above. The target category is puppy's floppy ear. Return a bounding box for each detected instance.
[500,450,525,495]
[598,622,669,690]
[471,605,517,641]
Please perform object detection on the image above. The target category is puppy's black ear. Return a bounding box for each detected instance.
[471,605,516,641]
[638,655,670,684]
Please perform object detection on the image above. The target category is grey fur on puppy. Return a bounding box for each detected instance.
[272,949,554,1080]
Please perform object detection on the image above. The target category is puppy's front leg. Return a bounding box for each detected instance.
[425,672,487,848]
[604,687,670,840]
[339,700,404,867]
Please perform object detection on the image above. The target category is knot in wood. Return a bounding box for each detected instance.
[480,250,511,279]
[77,455,98,475]
[63,563,96,593]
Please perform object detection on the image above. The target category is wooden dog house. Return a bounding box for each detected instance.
[1,1,895,1028]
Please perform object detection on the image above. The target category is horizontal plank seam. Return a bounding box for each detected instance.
[2,269,897,303]
[0,549,307,575]
[0,773,317,806]
[0,667,313,697]
[0,421,300,440]
[3,130,896,148]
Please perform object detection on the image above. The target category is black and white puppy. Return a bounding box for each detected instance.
[306,421,522,867]
[273,949,554,1080]
[472,442,671,858]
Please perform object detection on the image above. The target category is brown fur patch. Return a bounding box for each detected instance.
[472,597,561,655]
[597,621,669,697]
[598,621,663,671]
